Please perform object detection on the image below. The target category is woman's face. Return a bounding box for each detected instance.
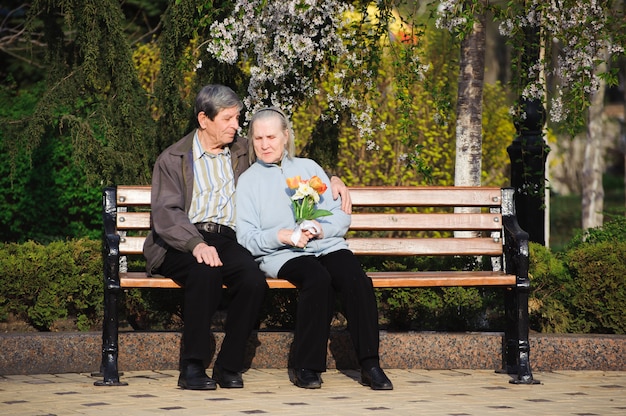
[251,115,288,164]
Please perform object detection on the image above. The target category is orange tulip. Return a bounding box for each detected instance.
[309,176,327,194]
[286,176,302,189]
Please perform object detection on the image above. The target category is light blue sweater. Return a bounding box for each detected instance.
[236,155,350,277]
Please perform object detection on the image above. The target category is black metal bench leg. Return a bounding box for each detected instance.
[509,280,539,384]
[499,289,518,374]
[94,283,127,386]
[94,243,126,386]
[94,187,127,386]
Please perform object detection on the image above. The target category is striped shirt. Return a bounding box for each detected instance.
[188,131,237,230]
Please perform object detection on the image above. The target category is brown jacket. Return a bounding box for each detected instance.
[143,130,251,275]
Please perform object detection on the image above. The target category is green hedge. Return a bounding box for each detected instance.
[528,216,626,334]
[566,242,626,333]
[2,225,625,333]
[0,239,102,331]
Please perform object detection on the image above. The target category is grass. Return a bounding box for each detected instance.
[550,172,625,252]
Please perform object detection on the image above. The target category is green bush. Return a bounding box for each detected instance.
[528,242,574,333]
[2,229,625,335]
[566,241,626,334]
[376,286,499,331]
[122,288,184,330]
[568,215,626,248]
[0,239,103,331]
[529,216,626,335]
[369,255,505,331]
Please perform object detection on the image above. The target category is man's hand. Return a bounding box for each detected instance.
[192,242,223,267]
[330,175,352,214]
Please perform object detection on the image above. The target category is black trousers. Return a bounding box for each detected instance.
[277,249,380,372]
[160,231,268,372]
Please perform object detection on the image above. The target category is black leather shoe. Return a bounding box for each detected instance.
[361,366,393,390]
[178,360,217,390]
[212,365,244,388]
[291,368,322,389]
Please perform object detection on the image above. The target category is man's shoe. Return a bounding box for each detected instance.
[178,360,217,390]
[291,368,322,389]
[212,365,244,388]
[361,366,393,390]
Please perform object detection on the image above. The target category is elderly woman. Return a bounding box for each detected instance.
[235,107,392,390]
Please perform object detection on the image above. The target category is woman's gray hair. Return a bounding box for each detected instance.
[194,84,243,123]
[247,107,296,164]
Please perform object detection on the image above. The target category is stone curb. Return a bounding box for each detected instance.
[1,331,624,375]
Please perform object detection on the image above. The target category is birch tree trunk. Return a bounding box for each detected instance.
[454,10,485,188]
[581,49,608,231]
[454,7,486,237]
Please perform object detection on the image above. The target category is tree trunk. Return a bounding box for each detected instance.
[454,7,486,238]
[581,50,608,232]
[454,11,486,188]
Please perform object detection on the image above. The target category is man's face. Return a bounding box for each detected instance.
[200,106,241,149]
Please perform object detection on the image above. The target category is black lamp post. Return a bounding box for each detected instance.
[502,18,547,385]
[507,15,550,246]
[507,98,549,245]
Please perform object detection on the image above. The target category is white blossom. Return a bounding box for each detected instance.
[492,0,618,128]
[206,0,355,118]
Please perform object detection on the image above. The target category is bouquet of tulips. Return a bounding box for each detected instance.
[286,175,332,222]
[286,175,332,247]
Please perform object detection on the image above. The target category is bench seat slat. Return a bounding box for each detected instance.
[366,271,515,287]
[120,271,515,290]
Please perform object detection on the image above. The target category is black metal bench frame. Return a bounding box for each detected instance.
[96,185,537,386]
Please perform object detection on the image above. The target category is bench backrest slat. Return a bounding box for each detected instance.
[350,213,501,231]
[116,185,151,205]
[117,212,151,229]
[116,212,503,232]
[348,237,502,256]
[112,185,506,260]
[115,186,503,208]
[348,186,501,207]
[119,236,502,257]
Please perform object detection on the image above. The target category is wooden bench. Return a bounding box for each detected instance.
[96,185,536,386]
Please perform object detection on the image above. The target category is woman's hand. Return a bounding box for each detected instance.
[302,220,324,239]
[278,228,310,248]
[278,220,324,248]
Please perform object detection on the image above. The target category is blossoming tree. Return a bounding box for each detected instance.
[203,0,624,232]
[438,0,625,232]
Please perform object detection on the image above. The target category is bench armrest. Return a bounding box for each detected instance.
[501,188,529,281]
[103,187,121,291]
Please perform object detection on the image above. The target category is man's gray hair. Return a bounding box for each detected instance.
[194,84,243,122]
